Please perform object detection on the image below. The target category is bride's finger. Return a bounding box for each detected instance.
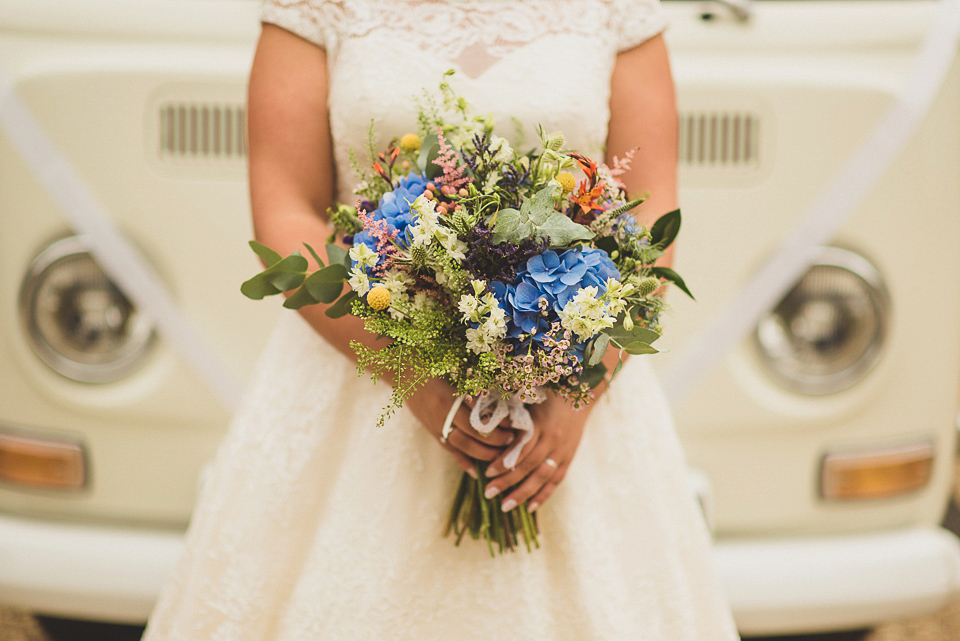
[485,427,543,478]
[499,457,564,512]
[444,446,477,478]
[445,427,503,462]
[483,437,548,496]
[527,463,568,512]
[460,424,514,447]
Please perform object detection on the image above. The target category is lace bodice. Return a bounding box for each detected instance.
[260,0,667,201]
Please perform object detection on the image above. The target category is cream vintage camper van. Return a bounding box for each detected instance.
[1,0,959,636]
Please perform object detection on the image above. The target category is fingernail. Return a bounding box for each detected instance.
[466,468,477,479]
[528,502,540,512]
[484,485,500,499]
[501,498,517,512]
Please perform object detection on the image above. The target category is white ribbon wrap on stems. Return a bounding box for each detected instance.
[440,392,543,470]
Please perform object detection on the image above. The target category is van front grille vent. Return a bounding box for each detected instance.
[678,112,760,167]
[158,103,246,160]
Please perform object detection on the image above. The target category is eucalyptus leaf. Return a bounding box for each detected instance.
[417,134,441,180]
[317,263,349,282]
[523,184,557,225]
[621,341,659,355]
[282,285,319,310]
[650,209,681,249]
[303,243,325,268]
[263,253,308,291]
[240,272,282,300]
[611,355,624,379]
[651,266,694,300]
[416,134,438,171]
[540,212,594,246]
[606,324,661,346]
[587,333,610,367]
[305,264,348,303]
[490,185,593,246]
[326,243,349,268]
[249,240,282,267]
[325,291,359,318]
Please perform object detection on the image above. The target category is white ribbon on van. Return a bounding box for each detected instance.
[661,0,960,407]
[0,67,243,412]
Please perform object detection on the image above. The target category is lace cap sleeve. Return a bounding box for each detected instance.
[609,0,668,51]
[260,0,335,50]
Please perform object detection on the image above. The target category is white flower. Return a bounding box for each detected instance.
[486,301,506,327]
[412,291,435,311]
[603,278,634,317]
[382,269,413,295]
[410,194,438,221]
[349,244,379,270]
[559,286,615,341]
[490,135,513,163]
[466,326,496,354]
[436,228,467,261]
[458,294,480,322]
[347,268,371,296]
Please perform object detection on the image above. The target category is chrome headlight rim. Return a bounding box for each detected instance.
[753,245,890,396]
[19,235,157,384]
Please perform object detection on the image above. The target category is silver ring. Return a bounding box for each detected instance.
[544,458,558,470]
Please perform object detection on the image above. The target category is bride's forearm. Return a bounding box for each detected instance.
[607,33,679,270]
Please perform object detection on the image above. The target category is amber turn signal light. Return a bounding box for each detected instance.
[820,441,934,501]
[0,428,86,491]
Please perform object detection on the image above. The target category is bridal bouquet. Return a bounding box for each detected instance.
[242,78,690,555]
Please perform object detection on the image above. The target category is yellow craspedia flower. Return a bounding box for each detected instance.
[367,286,391,311]
[556,172,576,193]
[399,133,421,152]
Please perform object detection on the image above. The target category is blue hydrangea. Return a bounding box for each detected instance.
[490,247,620,355]
[373,173,427,244]
[351,173,428,271]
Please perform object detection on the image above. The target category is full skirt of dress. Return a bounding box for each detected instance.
[143,310,739,640]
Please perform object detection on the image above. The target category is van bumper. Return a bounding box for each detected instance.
[716,526,960,635]
[2,513,960,632]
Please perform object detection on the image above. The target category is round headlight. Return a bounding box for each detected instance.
[19,236,156,383]
[753,246,889,395]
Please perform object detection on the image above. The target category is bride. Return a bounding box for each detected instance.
[143,1,740,639]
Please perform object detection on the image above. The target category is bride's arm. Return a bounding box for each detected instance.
[247,25,511,470]
[607,33,679,268]
[484,33,679,511]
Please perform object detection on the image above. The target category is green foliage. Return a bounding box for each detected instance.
[249,240,281,267]
[325,291,359,318]
[579,363,607,388]
[650,208,681,249]
[489,184,594,246]
[240,252,308,300]
[417,133,441,180]
[304,243,325,268]
[604,324,660,348]
[325,243,350,268]
[651,266,694,300]
[585,333,610,367]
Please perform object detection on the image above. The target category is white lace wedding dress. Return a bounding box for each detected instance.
[143,1,740,639]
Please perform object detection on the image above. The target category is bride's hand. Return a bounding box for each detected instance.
[482,392,590,512]
[406,379,515,477]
